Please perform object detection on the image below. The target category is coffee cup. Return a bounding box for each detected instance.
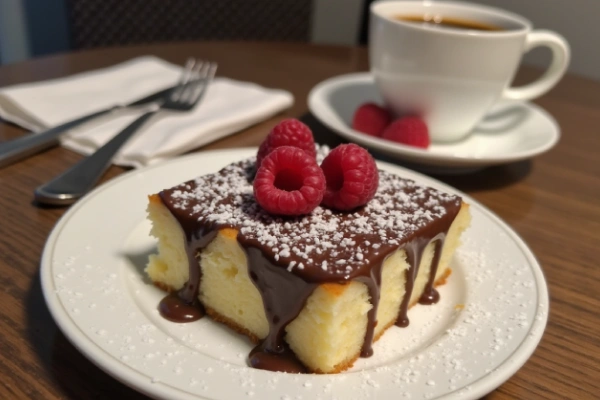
[369,1,570,142]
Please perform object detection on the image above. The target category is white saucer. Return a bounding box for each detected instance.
[308,72,560,173]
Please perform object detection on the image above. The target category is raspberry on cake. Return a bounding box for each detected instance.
[256,119,317,168]
[320,143,379,211]
[146,147,470,374]
[254,146,325,216]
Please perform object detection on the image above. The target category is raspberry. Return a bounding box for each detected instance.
[381,116,430,148]
[352,103,392,137]
[256,119,316,168]
[320,144,379,211]
[254,146,325,216]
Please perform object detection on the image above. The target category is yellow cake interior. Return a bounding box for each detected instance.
[146,194,471,373]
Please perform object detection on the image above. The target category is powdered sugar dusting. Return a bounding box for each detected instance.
[160,147,460,281]
[47,148,547,400]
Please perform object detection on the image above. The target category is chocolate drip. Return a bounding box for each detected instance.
[419,239,444,305]
[396,234,447,327]
[354,262,384,357]
[249,342,307,373]
[397,239,427,327]
[152,158,462,373]
[159,291,203,322]
[241,246,317,366]
[157,192,218,323]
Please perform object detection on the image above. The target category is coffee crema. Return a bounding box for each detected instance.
[395,14,503,31]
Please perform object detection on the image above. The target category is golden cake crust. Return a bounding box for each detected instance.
[151,253,454,374]
[145,155,471,374]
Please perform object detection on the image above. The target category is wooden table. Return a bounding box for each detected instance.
[0,42,598,400]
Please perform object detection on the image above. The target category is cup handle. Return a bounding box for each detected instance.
[501,30,570,101]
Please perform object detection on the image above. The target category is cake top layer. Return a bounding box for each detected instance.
[160,151,461,283]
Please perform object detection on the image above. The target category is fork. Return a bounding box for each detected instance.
[34,58,217,206]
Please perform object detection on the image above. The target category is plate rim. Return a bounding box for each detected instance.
[40,148,549,400]
[307,71,560,168]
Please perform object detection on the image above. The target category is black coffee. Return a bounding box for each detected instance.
[396,15,503,31]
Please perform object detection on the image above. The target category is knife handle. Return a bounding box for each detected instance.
[0,106,119,169]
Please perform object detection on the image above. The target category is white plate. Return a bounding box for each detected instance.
[308,72,560,173]
[41,149,548,400]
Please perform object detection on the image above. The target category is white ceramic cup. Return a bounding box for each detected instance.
[369,1,570,142]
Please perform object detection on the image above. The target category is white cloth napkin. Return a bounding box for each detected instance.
[0,56,294,168]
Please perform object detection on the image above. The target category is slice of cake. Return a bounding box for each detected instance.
[146,152,471,374]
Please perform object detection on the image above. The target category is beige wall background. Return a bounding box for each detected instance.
[311,0,599,81]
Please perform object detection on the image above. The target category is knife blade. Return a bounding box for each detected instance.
[0,84,176,169]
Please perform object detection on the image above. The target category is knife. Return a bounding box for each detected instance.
[0,85,176,169]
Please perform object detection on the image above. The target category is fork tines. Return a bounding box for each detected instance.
[172,59,217,103]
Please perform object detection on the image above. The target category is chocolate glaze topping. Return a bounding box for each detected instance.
[155,150,461,373]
